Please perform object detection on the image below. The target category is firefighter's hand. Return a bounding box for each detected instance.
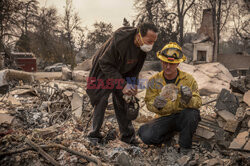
[180,85,192,104]
[122,84,137,96]
[153,96,167,109]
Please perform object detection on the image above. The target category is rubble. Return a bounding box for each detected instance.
[195,125,215,139]
[9,87,35,96]
[1,94,22,106]
[234,92,244,103]
[215,88,239,114]
[59,66,90,83]
[243,90,250,106]
[243,140,250,151]
[179,62,233,96]
[61,66,72,81]
[72,70,89,82]
[116,152,132,166]
[0,69,34,94]
[230,79,248,94]
[229,131,249,149]
[235,107,246,121]
[71,93,83,119]
[33,72,62,80]
[177,155,190,166]
[217,110,239,132]
[0,67,250,166]
[0,70,8,87]
[0,113,14,124]
[74,58,93,71]
[202,158,224,166]
[0,69,34,87]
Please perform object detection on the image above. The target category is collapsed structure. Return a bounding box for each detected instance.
[0,62,249,165]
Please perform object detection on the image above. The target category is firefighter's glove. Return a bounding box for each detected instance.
[180,85,192,105]
[153,96,167,109]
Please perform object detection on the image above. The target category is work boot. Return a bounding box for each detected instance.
[179,147,192,156]
[121,137,140,146]
[87,131,105,139]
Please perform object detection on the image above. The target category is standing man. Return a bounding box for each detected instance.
[86,23,158,144]
[138,42,201,153]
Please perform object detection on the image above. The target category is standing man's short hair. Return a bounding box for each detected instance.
[138,22,158,37]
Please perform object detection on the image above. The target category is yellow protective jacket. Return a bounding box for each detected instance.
[145,69,202,117]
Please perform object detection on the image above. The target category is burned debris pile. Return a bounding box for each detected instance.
[0,67,249,166]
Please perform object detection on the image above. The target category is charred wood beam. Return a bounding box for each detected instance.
[25,138,60,166]
[0,142,102,166]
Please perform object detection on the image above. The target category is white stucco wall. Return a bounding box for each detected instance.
[193,42,213,62]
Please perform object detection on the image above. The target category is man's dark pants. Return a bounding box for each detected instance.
[89,88,135,143]
[138,108,200,148]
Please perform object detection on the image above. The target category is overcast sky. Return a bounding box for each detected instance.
[39,0,136,30]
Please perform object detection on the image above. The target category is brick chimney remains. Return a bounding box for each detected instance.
[198,9,214,41]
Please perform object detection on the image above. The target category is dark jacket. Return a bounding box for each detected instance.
[86,27,146,106]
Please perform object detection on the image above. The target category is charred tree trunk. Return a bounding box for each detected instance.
[211,0,222,62]
[179,17,184,46]
[211,0,217,62]
[177,0,195,47]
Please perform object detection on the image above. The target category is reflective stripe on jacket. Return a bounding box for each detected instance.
[145,69,202,117]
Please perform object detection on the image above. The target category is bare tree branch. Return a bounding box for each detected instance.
[183,0,195,16]
[177,0,181,16]
[181,0,185,14]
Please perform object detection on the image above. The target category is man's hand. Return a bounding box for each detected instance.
[180,85,192,104]
[122,84,137,96]
[153,96,167,109]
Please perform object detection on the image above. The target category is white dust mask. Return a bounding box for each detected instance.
[140,44,153,52]
[139,31,153,52]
